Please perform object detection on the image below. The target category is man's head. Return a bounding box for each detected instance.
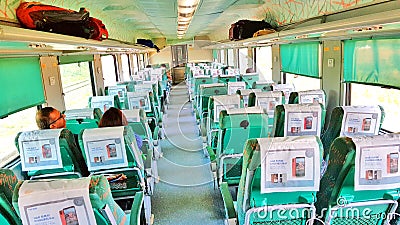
[36,107,66,129]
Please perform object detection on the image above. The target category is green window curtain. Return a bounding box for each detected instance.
[344,38,400,88]
[59,55,94,64]
[0,57,45,118]
[212,50,218,61]
[280,42,320,78]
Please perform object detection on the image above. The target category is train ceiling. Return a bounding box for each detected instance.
[0,0,390,44]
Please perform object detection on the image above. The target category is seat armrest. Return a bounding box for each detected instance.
[220,182,236,219]
[129,191,144,225]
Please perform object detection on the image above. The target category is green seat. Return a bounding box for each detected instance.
[135,82,163,125]
[105,85,128,109]
[16,128,89,179]
[271,83,295,104]
[12,175,145,225]
[79,126,147,200]
[237,89,261,107]
[320,105,384,160]
[240,73,259,89]
[251,80,274,91]
[289,89,326,106]
[198,83,227,136]
[218,74,237,84]
[214,107,269,186]
[126,91,161,138]
[221,136,323,225]
[248,91,285,137]
[206,94,242,158]
[316,135,400,224]
[65,108,102,135]
[0,169,21,225]
[191,76,214,102]
[272,103,325,138]
[123,109,159,184]
[227,81,246,95]
[89,95,122,113]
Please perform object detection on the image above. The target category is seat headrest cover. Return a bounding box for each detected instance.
[126,92,151,112]
[240,89,261,96]
[65,108,94,120]
[228,82,246,95]
[134,84,153,92]
[258,136,321,193]
[82,126,128,171]
[283,103,323,137]
[107,85,127,97]
[18,129,63,171]
[18,177,96,225]
[200,83,225,89]
[213,95,241,122]
[255,91,284,116]
[122,109,141,122]
[353,133,400,191]
[90,96,115,112]
[340,105,382,137]
[297,89,325,106]
[226,106,265,115]
[255,80,274,85]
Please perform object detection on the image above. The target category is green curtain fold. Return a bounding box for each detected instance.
[280,42,320,78]
[344,38,400,88]
[0,57,45,118]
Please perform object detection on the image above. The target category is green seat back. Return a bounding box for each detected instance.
[198,84,227,122]
[12,176,132,225]
[272,103,326,138]
[66,119,99,135]
[79,126,144,198]
[316,136,400,224]
[89,95,122,113]
[240,73,259,89]
[237,89,261,107]
[320,105,384,160]
[16,129,88,178]
[251,81,273,91]
[218,75,237,84]
[237,136,323,225]
[217,108,269,184]
[289,89,326,106]
[0,169,21,225]
[105,85,128,109]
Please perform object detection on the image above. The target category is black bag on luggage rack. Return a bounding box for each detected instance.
[16,2,108,40]
[229,20,274,40]
[137,39,160,52]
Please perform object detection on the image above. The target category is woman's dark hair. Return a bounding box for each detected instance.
[98,107,125,127]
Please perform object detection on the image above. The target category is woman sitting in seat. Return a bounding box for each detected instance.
[98,107,143,149]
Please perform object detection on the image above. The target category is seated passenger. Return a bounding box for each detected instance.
[245,68,255,73]
[98,107,143,149]
[35,107,89,176]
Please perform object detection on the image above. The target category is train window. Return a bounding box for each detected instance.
[285,73,320,91]
[351,83,400,132]
[238,48,248,74]
[219,49,225,64]
[0,107,38,167]
[255,46,272,80]
[59,62,93,109]
[121,54,131,81]
[139,54,145,69]
[132,54,139,75]
[227,49,234,67]
[101,55,117,87]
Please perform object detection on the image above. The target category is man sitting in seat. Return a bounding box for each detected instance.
[35,107,89,176]
[35,107,66,129]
